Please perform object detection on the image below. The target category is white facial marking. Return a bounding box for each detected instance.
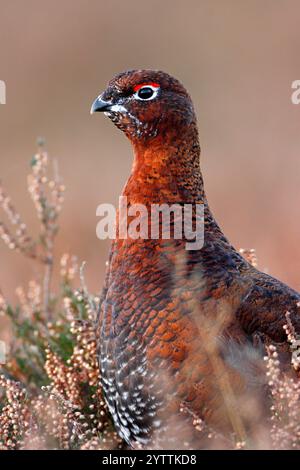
[109,104,128,113]
[134,84,160,101]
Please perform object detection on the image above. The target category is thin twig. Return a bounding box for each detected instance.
[79,261,97,320]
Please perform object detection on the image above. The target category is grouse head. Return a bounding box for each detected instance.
[91,70,196,143]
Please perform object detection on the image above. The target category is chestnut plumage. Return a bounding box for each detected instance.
[91,70,300,449]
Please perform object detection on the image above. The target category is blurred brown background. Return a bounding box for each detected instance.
[0,0,300,305]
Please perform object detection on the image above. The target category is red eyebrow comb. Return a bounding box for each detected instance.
[133,82,160,92]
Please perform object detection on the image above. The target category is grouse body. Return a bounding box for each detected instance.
[91,70,300,448]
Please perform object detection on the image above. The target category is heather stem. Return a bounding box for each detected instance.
[43,253,53,322]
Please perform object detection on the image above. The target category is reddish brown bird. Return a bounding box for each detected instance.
[91,70,300,449]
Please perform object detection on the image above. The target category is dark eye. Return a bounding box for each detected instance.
[137,87,154,100]
[133,84,160,101]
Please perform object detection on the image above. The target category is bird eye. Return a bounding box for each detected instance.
[134,84,159,101]
[137,87,154,100]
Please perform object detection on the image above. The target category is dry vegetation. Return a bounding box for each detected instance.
[0,145,299,450]
[0,144,122,450]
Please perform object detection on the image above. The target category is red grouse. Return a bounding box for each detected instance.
[91,70,300,448]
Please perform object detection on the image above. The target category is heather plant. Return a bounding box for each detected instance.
[0,145,299,450]
[0,144,122,450]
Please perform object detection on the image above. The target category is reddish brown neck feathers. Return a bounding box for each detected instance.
[124,121,204,205]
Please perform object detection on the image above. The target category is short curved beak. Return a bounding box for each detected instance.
[90,96,112,114]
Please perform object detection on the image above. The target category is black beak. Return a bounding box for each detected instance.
[90,96,112,114]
